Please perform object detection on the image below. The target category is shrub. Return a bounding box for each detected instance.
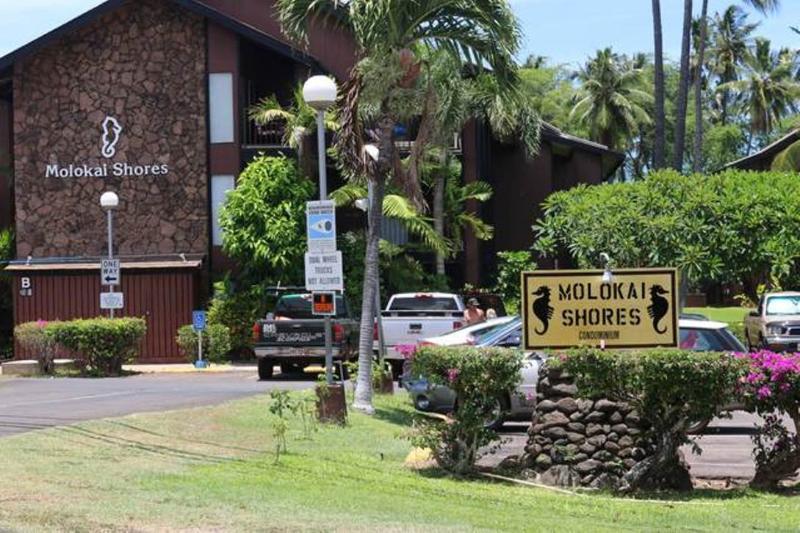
[176,324,232,364]
[410,346,523,475]
[737,350,800,490]
[557,348,743,491]
[15,320,57,374]
[493,250,536,314]
[48,317,146,376]
[207,280,263,358]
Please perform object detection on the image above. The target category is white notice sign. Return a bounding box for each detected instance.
[305,252,344,292]
[306,200,337,252]
[101,259,121,286]
[100,292,124,310]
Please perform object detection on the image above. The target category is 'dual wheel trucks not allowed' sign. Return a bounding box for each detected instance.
[522,268,679,350]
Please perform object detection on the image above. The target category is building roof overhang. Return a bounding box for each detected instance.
[0,0,324,73]
[723,129,800,171]
[541,122,625,180]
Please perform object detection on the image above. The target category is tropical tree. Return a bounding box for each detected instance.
[673,0,693,171]
[719,38,800,149]
[651,0,667,169]
[710,6,759,125]
[277,0,528,414]
[570,48,652,150]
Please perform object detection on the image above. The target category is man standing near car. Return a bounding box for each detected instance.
[464,298,486,325]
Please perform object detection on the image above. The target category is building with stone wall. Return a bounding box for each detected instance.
[0,0,624,362]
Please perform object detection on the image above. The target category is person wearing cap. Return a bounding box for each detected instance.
[464,297,486,325]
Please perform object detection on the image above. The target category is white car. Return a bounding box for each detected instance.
[417,316,516,347]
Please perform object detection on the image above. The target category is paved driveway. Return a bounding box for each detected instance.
[0,372,313,438]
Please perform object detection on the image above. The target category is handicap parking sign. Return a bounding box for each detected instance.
[192,311,207,332]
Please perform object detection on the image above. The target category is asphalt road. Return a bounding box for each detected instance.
[486,412,765,480]
[0,371,312,438]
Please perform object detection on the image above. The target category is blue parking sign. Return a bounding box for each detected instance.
[192,311,207,332]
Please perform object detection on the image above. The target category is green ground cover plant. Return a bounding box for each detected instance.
[0,393,798,531]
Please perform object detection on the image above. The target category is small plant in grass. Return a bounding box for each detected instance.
[175,324,232,363]
[737,350,800,490]
[15,320,57,374]
[268,390,296,464]
[346,359,393,391]
[409,346,523,475]
[557,348,743,492]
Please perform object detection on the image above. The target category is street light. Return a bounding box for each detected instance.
[100,191,119,318]
[303,75,338,384]
[303,75,337,200]
[600,252,613,284]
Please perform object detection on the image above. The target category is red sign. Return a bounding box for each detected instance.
[312,292,336,316]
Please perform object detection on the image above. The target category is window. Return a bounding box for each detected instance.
[766,296,800,316]
[211,175,235,246]
[209,73,235,143]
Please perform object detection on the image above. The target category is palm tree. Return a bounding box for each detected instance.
[651,0,666,169]
[673,0,693,171]
[277,0,525,414]
[719,38,800,150]
[570,48,652,150]
[710,6,759,125]
[693,0,781,171]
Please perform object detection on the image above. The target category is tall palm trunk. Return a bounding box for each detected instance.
[652,0,666,169]
[673,0,693,171]
[353,114,393,414]
[434,149,447,277]
[692,0,709,172]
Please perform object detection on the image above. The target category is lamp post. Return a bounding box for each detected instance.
[100,191,119,318]
[303,75,337,384]
[600,252,613,285]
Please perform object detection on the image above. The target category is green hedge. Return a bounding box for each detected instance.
[48,317,147,376]
[14,320,57,373]
[176,324,232,364]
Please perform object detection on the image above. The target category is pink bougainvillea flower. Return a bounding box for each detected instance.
[757,385,773,400]
[447,368,460,383]
[397,344,417,360]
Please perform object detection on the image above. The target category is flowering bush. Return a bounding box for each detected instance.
[737,350,800,490]
[557,348,743,491]
[409,346,523,475]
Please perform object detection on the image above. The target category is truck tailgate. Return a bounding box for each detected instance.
[381,315,463,348]
[258,320,326,346]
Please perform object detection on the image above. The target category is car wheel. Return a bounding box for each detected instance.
[686,417,711,435]
[758,335,769,351]
[258,358,274,380]
[745,333,754,352]
[484,397,508,431]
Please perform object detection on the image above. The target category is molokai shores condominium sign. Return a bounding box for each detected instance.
[522,268,679,350]
[45,115,171,179]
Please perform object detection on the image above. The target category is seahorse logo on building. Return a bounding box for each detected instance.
[101,116,123,159]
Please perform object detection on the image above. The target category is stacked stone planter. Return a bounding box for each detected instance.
[524,365,651,489]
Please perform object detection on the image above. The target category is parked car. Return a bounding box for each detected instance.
[406,317,746,430]
[417,316,516,348]
[379,292,466,377]
[405,352,542,430]
[252,293,358,380]
[743,291,800,352]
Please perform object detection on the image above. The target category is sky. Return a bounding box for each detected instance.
[0,0,798,67]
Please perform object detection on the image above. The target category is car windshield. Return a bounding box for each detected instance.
[765,296,800,316]
[679,327,745,352]
[388,296,459,311]
[443,317,513,337]
[475,319,522,346]
[274,294,348,319]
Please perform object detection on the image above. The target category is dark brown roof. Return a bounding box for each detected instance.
[724,129,800,171]
[541,122,625,179]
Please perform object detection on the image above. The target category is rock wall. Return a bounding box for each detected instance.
[524,365,651,489]
[13,0,207,259]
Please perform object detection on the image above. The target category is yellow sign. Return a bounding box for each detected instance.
[522,268,679,350]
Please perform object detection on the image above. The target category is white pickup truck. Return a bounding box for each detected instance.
[744,291,800,352]
[379,292,466,377]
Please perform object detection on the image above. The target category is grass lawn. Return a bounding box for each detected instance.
[1,392,798,531]
[685,306,751,325]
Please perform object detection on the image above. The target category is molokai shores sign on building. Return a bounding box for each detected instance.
[44,115,171,179]
[522,268,679,350]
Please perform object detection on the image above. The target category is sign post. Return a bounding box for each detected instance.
[192,311,208,369]
[522,268,679,350]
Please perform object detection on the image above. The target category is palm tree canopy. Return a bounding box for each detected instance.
[570,48,652,150]
[741,0,780,14]
[277,0,522,88]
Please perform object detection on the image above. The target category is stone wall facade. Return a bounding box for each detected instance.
[523,365,651,489]
[13,0,208,259]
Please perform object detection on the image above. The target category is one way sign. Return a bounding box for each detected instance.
[101,259,121,286]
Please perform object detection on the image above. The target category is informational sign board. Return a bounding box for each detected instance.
[101,259,121,286]
[305,251,344,292]
[522,268,679,350]
[100,292,124,310]
[312,292,337,316]
[306,200,337,252]
[19,277,32,297]
[192,311,207,332]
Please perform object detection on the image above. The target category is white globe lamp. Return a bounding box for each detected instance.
[302,75,338,111]
[100,191,119,210]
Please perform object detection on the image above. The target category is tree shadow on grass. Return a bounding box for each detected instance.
[373,405,416,428]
